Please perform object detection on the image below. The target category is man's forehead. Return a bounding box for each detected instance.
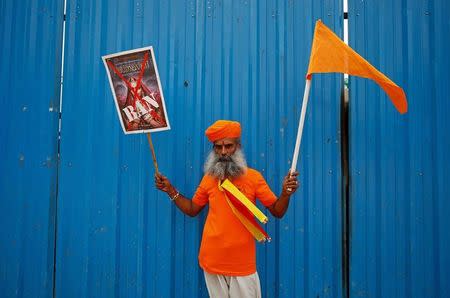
[214,137,238,145]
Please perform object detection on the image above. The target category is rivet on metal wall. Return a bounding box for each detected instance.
[19,154,25,167]
[46,157,52,168]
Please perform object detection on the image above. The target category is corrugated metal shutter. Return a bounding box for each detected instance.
[0,0,64,297]
[348,0,450,297]
[56,1,343,297]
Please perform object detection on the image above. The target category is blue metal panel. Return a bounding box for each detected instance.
[0,0,63,297]
[57,1,342,297]
[348,0,450,297]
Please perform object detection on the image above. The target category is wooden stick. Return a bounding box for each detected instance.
[146,133,159,174]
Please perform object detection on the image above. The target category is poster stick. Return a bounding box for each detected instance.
[290,79,312,174]
[146,133,159,174]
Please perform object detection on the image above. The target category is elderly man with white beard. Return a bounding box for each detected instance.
[155,120,299,298]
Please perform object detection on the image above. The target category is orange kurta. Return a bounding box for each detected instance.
[192,168,277,276]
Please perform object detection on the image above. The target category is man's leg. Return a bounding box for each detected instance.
[229,272,261,298]
[204,271,231,297]
[204,271,261,298]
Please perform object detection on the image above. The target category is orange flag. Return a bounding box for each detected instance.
[307,20,408,114]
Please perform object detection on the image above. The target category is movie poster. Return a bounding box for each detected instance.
[102,46,170,134]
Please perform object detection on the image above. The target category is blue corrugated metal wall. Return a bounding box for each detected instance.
[7,0,450,298]
[56,0,342,298]
[348,0,450,297]
[0,0,64,297]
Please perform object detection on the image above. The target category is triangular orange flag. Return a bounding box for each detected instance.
[307,20,408,114]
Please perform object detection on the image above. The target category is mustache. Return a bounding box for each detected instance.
[218,156,232,162]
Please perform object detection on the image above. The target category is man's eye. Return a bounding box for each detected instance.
[213,144,234,150]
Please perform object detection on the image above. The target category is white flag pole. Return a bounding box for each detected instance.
[290,79,312,174]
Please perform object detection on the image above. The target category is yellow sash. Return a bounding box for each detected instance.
[220,179,268,224]
[219,179,270,242]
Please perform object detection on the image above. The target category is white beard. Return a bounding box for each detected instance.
[203,148,247,180]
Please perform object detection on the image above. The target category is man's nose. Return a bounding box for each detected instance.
[220,146,227,155]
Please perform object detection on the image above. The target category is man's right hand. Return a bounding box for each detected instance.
[155,173,175,195]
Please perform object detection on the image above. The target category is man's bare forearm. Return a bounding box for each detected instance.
[269,191,291,218]
[155,173,204,217]
[268,171,299,218]
[166,187,203,217]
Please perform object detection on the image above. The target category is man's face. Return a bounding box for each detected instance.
[213,137,240,159]
[204,137,246,179]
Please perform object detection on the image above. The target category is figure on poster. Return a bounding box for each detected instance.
[122,76,166,130]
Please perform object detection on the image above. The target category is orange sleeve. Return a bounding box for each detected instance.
[254,171,277,207]
[192,176,210,206]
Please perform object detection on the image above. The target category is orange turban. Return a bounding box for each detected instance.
[205,120,241,142]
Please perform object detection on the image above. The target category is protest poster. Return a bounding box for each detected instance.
[102,46,170,134]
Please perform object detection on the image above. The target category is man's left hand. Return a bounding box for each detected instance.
[282,171,299,196]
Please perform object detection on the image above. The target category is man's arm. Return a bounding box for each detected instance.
[155,173,204,217]
[267,171,299,218]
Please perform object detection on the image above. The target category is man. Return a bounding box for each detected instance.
[155,120,299,297]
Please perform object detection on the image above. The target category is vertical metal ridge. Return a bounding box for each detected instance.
[53,0,68,296]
